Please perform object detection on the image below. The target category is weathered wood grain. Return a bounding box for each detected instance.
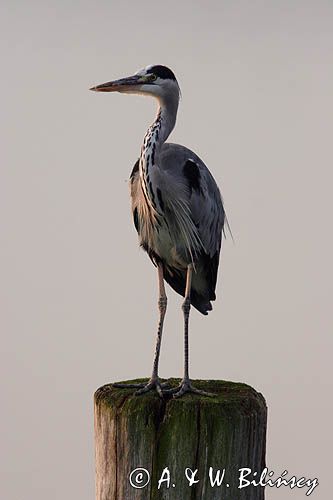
[95,379,267,500]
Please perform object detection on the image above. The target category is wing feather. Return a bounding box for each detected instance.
[129,144,226,314]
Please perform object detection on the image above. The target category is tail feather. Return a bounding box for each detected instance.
[163,264,216,315]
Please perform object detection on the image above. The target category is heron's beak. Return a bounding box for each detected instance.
[90,75,143,93]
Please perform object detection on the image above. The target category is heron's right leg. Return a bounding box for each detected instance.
[113,262,168,398]
[164,264,215,398]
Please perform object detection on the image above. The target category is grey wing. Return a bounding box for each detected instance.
[187,160,225,257]
[159,143,226,313]
[160,143,225,257]
[187,155,225,305]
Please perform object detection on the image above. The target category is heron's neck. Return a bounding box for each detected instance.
[139,95,179,210]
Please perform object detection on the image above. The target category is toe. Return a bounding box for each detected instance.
[113,382,145,389]
[135,383,153,395]
[163,386,181,395]
[156,384,164,398]
[191,387,216,397]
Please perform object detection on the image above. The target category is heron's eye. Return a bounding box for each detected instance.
[149,74,157,82]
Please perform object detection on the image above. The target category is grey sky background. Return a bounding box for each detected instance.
[1,1,332,499]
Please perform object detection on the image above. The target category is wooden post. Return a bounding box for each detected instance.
[95,378,267,500]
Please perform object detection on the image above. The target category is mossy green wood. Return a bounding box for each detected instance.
[94,379,267,500]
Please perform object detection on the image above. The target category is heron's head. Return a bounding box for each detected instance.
[90,64,180,104]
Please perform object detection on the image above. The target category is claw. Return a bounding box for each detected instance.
[156,383,164,398]
[164,379,216,398]
[135,382,154,396]
[113,379,169,398]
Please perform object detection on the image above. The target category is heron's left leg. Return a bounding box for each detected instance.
[113,262,168,397]
[165,264,215,398]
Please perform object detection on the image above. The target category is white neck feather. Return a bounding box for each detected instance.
[139,94,179,211]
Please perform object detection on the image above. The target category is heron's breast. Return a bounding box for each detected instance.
[150,218,191,268]
[131,179,193,269]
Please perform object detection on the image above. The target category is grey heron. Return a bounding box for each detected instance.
[90,65,226,398]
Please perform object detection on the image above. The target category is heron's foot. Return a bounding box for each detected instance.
[164,378,216,398]
[113,378,169,398]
